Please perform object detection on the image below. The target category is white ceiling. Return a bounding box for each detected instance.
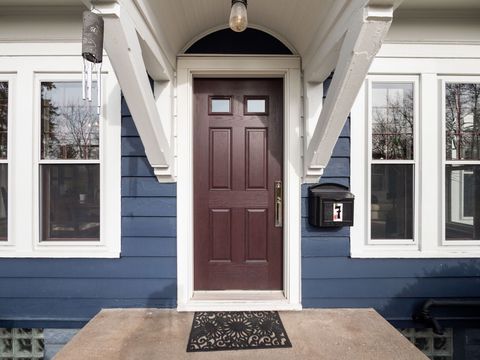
[145,0,335,56]
[141,0,480,57]
[3,0,479,8]
[400,0,480,10]
[0,0,478,57]
[0,0,79,5]
[0,0,335,56]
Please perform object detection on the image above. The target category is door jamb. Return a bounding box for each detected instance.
[176,56,302,311]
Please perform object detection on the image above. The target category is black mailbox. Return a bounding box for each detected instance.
[308,183,354,228]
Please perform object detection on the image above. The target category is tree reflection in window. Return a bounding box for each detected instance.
[0,82,7,159]
[372,83,414,160]
[41,82,99,160]
[40,82,100,241]
[0,83,7,240]
[446,83,480,161]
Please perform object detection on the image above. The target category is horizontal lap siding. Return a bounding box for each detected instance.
[0,98,176,327]
[302,75,480,324]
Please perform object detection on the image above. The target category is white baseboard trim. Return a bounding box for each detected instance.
[178,290,302,312]
[177,301,302,312]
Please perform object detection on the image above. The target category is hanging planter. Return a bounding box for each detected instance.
[82,10,104,114]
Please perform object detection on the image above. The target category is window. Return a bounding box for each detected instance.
[351,47,480,257]
[209,96,232,114]
[370,82,415,241]
[0,50,120,258]
[0,328,44,359]
[40,82,100,242]
[400,328,453,360]
[444,82,480,243]
[0,81,9,242]
[244,96,268,115]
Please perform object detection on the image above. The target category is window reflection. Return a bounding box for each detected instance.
[40,164,99,241]
[372,83,414,160]
[41,82,99,160]
[0,82,7,159]
[371,164,414,239]
[0,82,7,241]
[210,97,231,114]
[246,98,267,114]
[0,164,7,240]
[445,165,480,240]
[445,83,480,160]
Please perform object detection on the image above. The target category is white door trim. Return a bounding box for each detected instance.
[176,56,302,311]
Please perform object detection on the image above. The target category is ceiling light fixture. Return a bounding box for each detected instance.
[229,0,248,32]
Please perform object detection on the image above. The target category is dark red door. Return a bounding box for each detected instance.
[194,78,283,290]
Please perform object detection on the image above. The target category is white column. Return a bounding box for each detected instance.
[419,73,440,253]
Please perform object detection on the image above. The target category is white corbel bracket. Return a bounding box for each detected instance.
[88,1,175,182]
[304,4,393,183]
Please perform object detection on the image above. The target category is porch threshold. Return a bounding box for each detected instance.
[54,308,428,360]
[179,290,301,312]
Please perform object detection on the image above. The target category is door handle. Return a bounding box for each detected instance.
[274,180,283,227]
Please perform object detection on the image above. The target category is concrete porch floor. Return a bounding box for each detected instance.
[55,308,428,360]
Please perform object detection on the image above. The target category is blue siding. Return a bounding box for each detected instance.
[2,74,479,332]
[301,75,480,326]
[0,97,176,328]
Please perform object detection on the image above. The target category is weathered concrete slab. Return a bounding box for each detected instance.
[55,308,427,360]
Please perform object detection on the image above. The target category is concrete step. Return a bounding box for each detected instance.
[55,308,428,360]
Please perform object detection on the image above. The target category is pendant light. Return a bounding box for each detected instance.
[229,0,248,32]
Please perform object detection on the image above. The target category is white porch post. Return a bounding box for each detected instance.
[303,4,395,183]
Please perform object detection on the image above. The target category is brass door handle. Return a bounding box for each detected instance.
[274,180,283,227]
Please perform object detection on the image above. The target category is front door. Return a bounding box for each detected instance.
[194,78,283,290]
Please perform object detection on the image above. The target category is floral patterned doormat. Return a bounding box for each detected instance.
[186,311,292,352]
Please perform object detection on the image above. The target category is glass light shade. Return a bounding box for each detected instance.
[229,1,248,32]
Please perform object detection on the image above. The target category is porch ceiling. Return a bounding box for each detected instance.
[143,0,335,57]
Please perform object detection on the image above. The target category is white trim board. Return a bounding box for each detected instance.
[176,56,302,311]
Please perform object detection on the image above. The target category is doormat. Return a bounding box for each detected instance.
[186,311,292,352]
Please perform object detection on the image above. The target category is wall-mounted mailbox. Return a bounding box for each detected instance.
[308,183,354,228]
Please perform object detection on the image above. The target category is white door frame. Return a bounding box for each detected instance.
[176,56,302,311]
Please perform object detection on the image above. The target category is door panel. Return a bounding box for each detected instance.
[209,209,232,262]
[194,78,283,290]
[246,209,268,261]
[246,128,268,190]
[209,128,232,189]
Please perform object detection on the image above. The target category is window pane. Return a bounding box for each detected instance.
[371,164,414,239]
[0,164,7,240]
[40,164,99,241]
[372,82,414,160]
[41,82,99,160]
[0,82,8,159]
[463,172,474,217]
[445,83,480,160]
[445,165,480,240]
[246,98,267,113]
[210,97,231,113]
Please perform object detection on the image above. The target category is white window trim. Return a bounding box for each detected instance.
[176,56,302,311]
[351,43,480,258]
[366,76,420,247]
[0,74,14,247]
[0,44,121,258]
[440,76,480,247]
